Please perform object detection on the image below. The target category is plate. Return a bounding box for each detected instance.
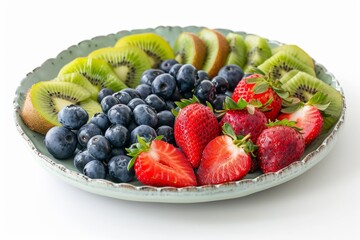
[13,26,346,203]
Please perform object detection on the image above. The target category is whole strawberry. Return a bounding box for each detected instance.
[197,123,256,185]
[126,136,197,187]
[256,120,305,173]
[174,97,221,168]
[232,73,283,121]
[219,97,267,143]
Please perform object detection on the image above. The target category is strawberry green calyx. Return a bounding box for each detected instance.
[281,92,330,114]
[126,135,163,170]
[172,95,213,116]
[266,119,302,132]
[222,123,257,155]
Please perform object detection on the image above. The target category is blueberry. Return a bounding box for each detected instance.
[218,64,244,90]
[58,105,88,130]
[100,95,120,113]
[83,160,107,179]
[194,80,216,104]
[168,63,182,78]
[130,125,157,145]
[211,76,229,94]
[225,90,233,97]
[120,88,141,99]
[133,104,158,128]
[176,64,197,93]
[144,94,166,112]
[166,100,177,110]
[195,70,210,87]
[127,121,138,133]
[135,84,152,100]
[157,110,175,127]
[89,112,110,132]
[151,73,177,100]
[74,150,97,172]
[77,123,103,148]
[156,126,175,145]
[105,124,129,148]
[44,126,77,159]
[87,135,112,161]
[97,88,114,103]
[212,94,227,111]
[112,91,132,105]
[127,98,145,110]
[160,59,179,73]
[140,69,164,85]
[110,148,125,158]
[107,104,132,127]
[181,91,193,99]
[170,87,182,101]
[107,155,134,183]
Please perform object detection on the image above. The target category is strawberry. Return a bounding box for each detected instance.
[126,136,197,187]
[232,73,284,121]
[219,97,267,143]
[197,123,255,185]
[278,92,329,145]
[173,97,221,168]
[256,120,305,173]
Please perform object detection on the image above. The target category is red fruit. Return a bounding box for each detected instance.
[278,105,323,145]
[232,74,282,121]
[128,139,197,187]
[256,122,305,173]
[197,124,253,185]
[174,102,220,168]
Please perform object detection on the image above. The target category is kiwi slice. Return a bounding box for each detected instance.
[58,57,127,92]
[225,32,247,68]
[79,98,102,119]
[198,28,229,78]
[258,51,316,80]
[54,73,99,100]
[89,46,151,88]
[243,34,272,73]
[272,44,314,69]
[173,32,206,70]
[279,69,300,84]
[115,33,174,68]
[29,81,91,126]
[282,71,343,130]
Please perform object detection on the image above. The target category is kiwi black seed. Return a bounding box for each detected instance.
[58,57,127,92]
[115,33,175,68]
[89,46,151,88]
[243,34,272,73]
[258,51,316,80]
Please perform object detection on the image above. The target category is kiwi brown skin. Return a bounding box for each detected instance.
[173,32,206,70]
[198,29,229,78]
[21,92,55,135]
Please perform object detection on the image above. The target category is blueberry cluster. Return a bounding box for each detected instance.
[44,60,245,182]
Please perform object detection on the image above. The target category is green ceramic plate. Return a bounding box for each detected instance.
[13,26,346,203]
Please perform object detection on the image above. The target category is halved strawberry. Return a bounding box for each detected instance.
[197,123,255,185]
[127,137,197,187]
[278,92,328,145]
[174,97,221,168]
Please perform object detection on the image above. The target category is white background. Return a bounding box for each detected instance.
[1,0,360,239]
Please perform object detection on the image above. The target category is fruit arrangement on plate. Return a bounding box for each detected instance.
[17,27,344,190]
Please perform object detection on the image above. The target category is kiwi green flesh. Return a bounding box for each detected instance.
[58,57,127,92]
[225,33,247,68]
[258,52,316,80]
[280,69,300,84]
[115,33,175,68]
[89,47,151,88]
[198,30,220,72]
[79,99,102,120]
[282,71,343,130]
[173,33,197,64]
[30,81,91,125]
[243,35,272,72]
[54,73,99,100]
[272,44,314,69]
